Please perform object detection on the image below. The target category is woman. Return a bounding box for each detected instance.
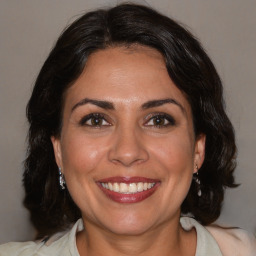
[0,3,255,256]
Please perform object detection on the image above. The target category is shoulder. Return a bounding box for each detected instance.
[0,219,82,256]
[0,219,83,256]
[0,235,71,256]
[180,216,256,256]
[0,241,41,256]
[206,224,256,256]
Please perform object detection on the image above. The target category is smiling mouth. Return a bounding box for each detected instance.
[97,177,160,203]
[100,182,156,194]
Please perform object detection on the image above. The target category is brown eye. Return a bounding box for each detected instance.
[152,116,166,126]
[90,116,103,126]
[79,113,110,127]
[145,113,176,128]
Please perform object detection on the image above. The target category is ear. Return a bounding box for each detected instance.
[51,136,63,172]
[193,133,206,173]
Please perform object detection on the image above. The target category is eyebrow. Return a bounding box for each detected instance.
[71,97,185,113]
[71,98,114,112]
[141,98,185,113]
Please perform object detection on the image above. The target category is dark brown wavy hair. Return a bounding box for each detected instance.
[23,3,237,238]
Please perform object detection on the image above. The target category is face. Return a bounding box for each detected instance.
[52,46,205,235]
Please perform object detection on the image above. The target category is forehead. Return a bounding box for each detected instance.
[64,45,191,112]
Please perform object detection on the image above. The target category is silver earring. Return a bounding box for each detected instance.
[193,164,202,197]
[59,167,66,190]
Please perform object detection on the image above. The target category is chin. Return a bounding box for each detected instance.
[105,220,153,236]
[95,208,165,236]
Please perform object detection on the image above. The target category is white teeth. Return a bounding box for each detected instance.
[120,183,128,193]
[101,182,156,194]
[137,182,144,192]
[108,182,113,191]
[129,183,137,193]
[113,183,119,192]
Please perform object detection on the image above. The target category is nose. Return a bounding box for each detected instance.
[108,127,149,167]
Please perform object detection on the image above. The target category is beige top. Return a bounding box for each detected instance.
[0,217,255,256]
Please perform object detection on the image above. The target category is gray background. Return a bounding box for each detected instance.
[0,0,255,243]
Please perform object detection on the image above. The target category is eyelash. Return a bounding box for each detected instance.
[144,113,176,128]
[79,113,176,128]
[79,113,110,127]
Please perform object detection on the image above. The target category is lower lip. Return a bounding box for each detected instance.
[97,183,160,203]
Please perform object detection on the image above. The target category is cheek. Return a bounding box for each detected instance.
[144,132,195,216]
[61,132,106,175]
[150,132,194,173]
[60,134,108,210]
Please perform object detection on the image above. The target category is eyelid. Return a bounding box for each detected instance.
[144,112,176,127]
[79,113,111,127]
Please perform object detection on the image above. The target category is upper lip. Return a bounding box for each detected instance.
[97,176,160,183]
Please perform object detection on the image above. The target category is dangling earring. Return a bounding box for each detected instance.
[59,167,66,190]
[193,164,202,197]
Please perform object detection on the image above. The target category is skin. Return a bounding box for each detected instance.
[52,46,205,256]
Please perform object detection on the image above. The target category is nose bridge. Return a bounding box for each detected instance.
[108,122,148,166]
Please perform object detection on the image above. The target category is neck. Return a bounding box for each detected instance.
[76,216,196,256]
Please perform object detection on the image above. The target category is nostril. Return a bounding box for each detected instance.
[108,135,149,166]
[110,152,147,167]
